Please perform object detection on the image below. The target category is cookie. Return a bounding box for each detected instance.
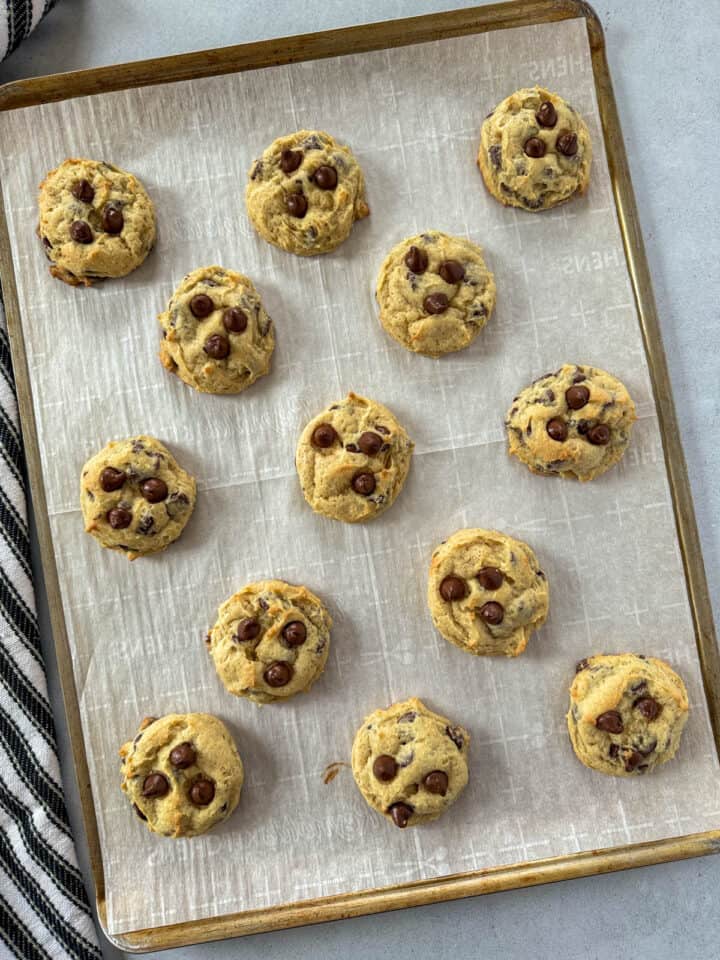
[245,130,369,256]
[158,265,275,395]
[207,579,332,705]
[37,158,155,285]
[567,654,689,777]
[351,697,469,829]
[478,87,592,211]
[375,231,496,357]
[80,435,196,560]
[295,392,413,523]
[506,363,636,482]
[120,713,243,838]
[428,529,548,657]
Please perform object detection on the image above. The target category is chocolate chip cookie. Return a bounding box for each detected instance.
[120,713,243,838]
[478,86,592,211]
[80,435,196,560]
[351,697,469,829]
[567,654,689,777]
[207,580,332,705]
[37,158,156,285]
[375,231,496,357]
[295,392,414,523]
[506,363,636,482]
[158,265,275,394]
[428,529,548,657]
[245,130,369,256]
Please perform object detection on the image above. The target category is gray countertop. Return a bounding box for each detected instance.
[3,1,719,958]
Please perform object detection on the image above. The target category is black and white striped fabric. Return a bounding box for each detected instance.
[1,0,56,62]
[0,297,100,958]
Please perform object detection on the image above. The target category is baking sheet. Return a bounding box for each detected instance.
[1,16,719,936]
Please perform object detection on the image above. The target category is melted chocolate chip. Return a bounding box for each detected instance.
[189,778,215,806]
[133,803,147,820]
[190,294,214,318]
[624,750,643,773]
[608,743,620,759]
[70,220,93,243]
[71,179,95,202]
[100,467,125,492]
[424,293,449,315]
[557,131,579,156]
[573,372,587,383]
[423,770,448,796]
[169,742,196,769]
[107,507,131,529]
[477,567,503,590]
[439,576,466,602]
[634,697,662,721]
[282,620,306,648]
[588,424,610,445]
[405,245,428,274]
[280,149,303,173]
[264,661,293,687]
[141,478,168,503]
[446,726,465,750]
[536,101,558,128]
[565,384,590,410]
[223,307,248,333]
[352,472,376,496]
[546,418,568,441]
[389,802,413,828]
[480,601,504,625]
[235,618,261,643]
[438,260,465,284]
[142,772,169,798]
[311,423,337,448]
[137,514,154,535]
[204,334,230,359]
[312,165,338,189]
[596,710,623,734]
[373,754,398,782]
[524,137,546,158]
[489,144,502,169]
[286,193,308,218]
[101,203,124,234]
[575,658,591,673]
[358,432,383,456]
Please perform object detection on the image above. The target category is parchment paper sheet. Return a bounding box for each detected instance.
[1,18,719,936]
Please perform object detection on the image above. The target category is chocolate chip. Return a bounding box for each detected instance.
[489,144,502,169]
[190,294,214,318]
[70,220,93,243]
[311,423,338,449]
[575,658,591,673]
[107,507,132,529]
[358,432,383,456]
[439,576,466,601]
[142,772,169,798]
[204,334,230,359]
[536,101,558,128]
[264,661,293,687]
[477,566,503,590]
[422,770,448,796]
[345,443,359,453]
[223,307,247,333]
[608,743,619,759]
[140,478,168,503]
[280,148,303,173]
[133,803,147,821]
[71,179,95,202]
[282,620,306,648]
[446,725,465,750]
[546,418,568,441]
[286,193,308,218]
[596,710,623,734]
[373,755,398,782]
[634,697,662,721]
[572,372,587,383]
[169,742,196,769]
[137,514,154,535]
[405,245,428,274]
[189,778,215,806]
[577,419,591,435]
[480,601,504,625]
[588,424,610,445]
[100,467,125,492]
[438,260,465,284]
[524,137,546,158]
[388,802,413,828]
[631,680,647,693]
[352,472,376,496]
[637,739,657,756]
[566,385,590,410]
[101,203,124,234]
[235,618,260,643]
[312,165,337,189]
[424,293,449,314]
[557,131,578,156]
[624,750,643,772]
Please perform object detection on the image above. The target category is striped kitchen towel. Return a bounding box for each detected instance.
[0,297,101,958]
[1,1,56,62]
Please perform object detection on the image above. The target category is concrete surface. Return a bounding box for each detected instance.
[3,1,719,958]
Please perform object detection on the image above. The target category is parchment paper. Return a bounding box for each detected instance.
[1,17,719,936]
